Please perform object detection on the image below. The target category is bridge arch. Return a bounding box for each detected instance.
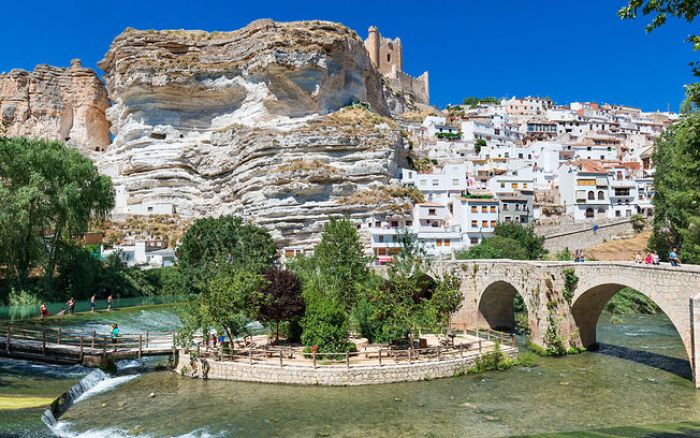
[478,280,531,332]
[570,281,692,370]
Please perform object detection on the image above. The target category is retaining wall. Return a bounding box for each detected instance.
[541,218,635,252]
[174,348,517,386]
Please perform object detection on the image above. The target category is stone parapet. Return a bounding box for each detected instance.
[175,348,518,386]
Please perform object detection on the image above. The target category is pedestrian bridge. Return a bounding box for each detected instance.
[429,260,700,388]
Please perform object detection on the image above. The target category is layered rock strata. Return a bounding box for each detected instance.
[0,59,111,153]
[98,20,408,246]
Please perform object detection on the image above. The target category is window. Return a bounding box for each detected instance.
[482,220,488,228]
[471,220,478,228]
[502,204,509,211]
[515,204,520,211]
[375,221,381,227]
[406,220,412,227]
[490,206,496,213]
[432,179,439,186]
[598,208,605,214]
[523,183,528,188]
[615,210,621,217]
[505,216,512,222]
[444,239,451,247]
[587,191,595,200]
[597,191,605,200]
[391,221,398,228]
[578,179,596,186]
[428,208,436,215]
[511,183,518,189]
[387,53,391,62]
[471,206,477,213]
[481,206,488,213]
[147,206,154,212]
[378,235,385,243]
[491,220,497,228]
[436,239,443,247]
[500,182,505,188]
[432,221,439,228]
[452,179,459,186]
[585,208,594,218]
[470,237,479,244]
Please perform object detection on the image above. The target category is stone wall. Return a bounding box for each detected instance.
[540,218,635,252]
[175,348,517,386]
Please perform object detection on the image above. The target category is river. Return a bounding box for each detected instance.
[1,306,699,437]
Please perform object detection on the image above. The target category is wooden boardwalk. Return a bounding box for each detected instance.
[0,324,175,367]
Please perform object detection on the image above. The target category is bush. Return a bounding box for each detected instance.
[631,214,646,232]
[468,340,517,374]
[456,236,529,260]
[7,289,41,306]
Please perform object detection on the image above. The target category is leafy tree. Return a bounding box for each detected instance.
[493,222,548,260]
[178,267,265,346]
[456,236,529,260]
[312,217,368,311]
[649,114,700,263]
[259,268,305,341]
[358,232,462,344]
[474,138,487,154]
[178,216,277,292]
[0,137,114,294]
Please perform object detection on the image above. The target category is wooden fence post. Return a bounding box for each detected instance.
[463,322,467,335]
[408,347,412,364]
[6,327,10,354]
[312,352,317,369]
[478,338,482,353]
[146,332,150,348]
[437,346,441,362]
[80,336,84,361]
[57,328,62,345]
[248,349,252,365]
[511,333,516,348]
[378,349,383,367]
[43,332,47,357]
[102,336,107,359]
[346,352,350,368]
[279,350,283,367]
[138,335,143,360]
[459,344,464,358]
[92,331,96,348]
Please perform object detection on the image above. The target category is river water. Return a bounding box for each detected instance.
[2,307,700,437]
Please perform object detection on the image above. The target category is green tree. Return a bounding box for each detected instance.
[0,137,114,294]
[649,114,700,263]
[312,217,369,311]
[358,232,462,344]
[494,222,548,260]
[456,236,529,260]
[178,216,277,292]
[178,267,265,346]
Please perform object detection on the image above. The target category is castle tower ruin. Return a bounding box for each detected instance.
[364,26,429,105]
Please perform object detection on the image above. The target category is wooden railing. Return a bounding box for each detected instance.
[0,324,176,361]
[188,328,516,369]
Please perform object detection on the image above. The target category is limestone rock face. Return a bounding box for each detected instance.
[0,60,111,153]
[99,20,406,246]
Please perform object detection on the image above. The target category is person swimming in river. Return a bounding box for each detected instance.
[106,294,113,311]
[111,323,120,351]
[56,307,66,317]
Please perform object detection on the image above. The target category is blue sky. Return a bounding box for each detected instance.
[2,0,696,111]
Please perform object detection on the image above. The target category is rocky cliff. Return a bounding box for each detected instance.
[98,20,409,246]
[0,60,111,153]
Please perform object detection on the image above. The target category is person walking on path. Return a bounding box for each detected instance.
[111,323,120,351]
[90,294,97,312]
[593,224,599,235]
[106,294,113,311]
[669,247,681,267]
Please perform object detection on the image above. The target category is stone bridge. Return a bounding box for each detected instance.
[429,260,700,388]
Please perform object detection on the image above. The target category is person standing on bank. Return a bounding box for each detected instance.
[90,294,97,312]
[67,297,75,315]
[107,294,113,311]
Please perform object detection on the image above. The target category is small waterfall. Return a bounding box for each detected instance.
[42,367,139,435]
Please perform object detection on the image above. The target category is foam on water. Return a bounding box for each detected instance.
[52,423,224,438]
[73,374,139,403]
